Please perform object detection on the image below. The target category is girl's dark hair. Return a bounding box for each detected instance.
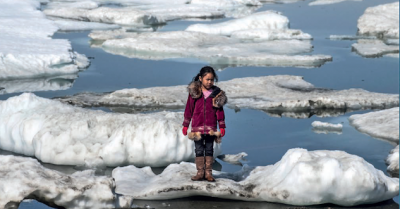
[192,66,218,82]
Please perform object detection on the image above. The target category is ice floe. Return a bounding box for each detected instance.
[0,155,133,209]
[311,121,343,134]
[113,148,399,206]
[185,11,290,36]
[0,0,89,79]
[0,93,221,167]
[53,19,121,31]
[96,31,329,68]
[357,2,399,39]
[309,0,362,6]
[386,145,399,177]
[217,152,248,165]
[352,39,399,57]
[56,75,399,113]
[0,75,77,95]
[349,108,399,144]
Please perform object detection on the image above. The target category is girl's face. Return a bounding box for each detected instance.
[200,73,214,90]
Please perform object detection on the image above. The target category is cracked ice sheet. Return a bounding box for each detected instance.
[0,75,77,95]
[0,155,134,209]
[56,75,399,113]
[357,2,399,39]
[99,31,330,68]
[386,145,399,177]
[349,108,399,144]
[352,39,399,57]
[0,93,221,167]
[113,148,399,206]
[0,0,89,80]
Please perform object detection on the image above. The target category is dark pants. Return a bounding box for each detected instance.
[194,134,215,157]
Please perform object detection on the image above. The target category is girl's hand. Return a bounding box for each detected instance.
[220,128,225,137]
[182,127,188,136]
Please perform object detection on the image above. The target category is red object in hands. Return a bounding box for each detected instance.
[182,127,188,136]
[220,128,225,137]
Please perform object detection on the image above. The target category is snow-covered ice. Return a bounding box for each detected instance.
[0,155,133,209]
[352,39,399,57]
[53,19,121,31]
[0,75,77,95]
[0,93,221,167]
[357,2,399,39]
[217,152,248,165]
[97,31,329,68]
[311,121,343,134]
[386,145,399,177]
[113,148,399,206]
[309,0,362,6]
[0,0,90,79]
[185,11,290,36]
[349,108,399,144]
[56,75,399,113]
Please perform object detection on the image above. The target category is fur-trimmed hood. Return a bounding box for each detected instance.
[187,81,227,108]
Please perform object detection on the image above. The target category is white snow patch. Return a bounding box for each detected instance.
[0,0,89,80]
[113,148,399,206]
[352,39,399,57]
[186,11,289,36]
[0,93,221,167]
[386,145,399,176]
[311,121,343,135]
[231,29,312,41]
[45,0,99,9]
[357,2,399,38]
[0,155,132,209]
[349,107,399,143]
[56,75,399,112]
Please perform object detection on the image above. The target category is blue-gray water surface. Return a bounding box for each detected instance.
[1,0,398,208]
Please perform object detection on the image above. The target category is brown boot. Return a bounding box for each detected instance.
[191,157,205,181]
[205,156,215,182]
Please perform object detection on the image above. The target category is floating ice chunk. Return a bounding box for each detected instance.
[89,29,140,40]
[328,35,377,40]
[217,152,248,165]
[231,29,312,40]
[0,0,89,80]
[139,4,225,21]
[352,39,399,57]
[53,19,120,31]
[186,11,289,36]
[349,108,399,143]
[94,0,190,6]
[386,145,399,177]
[0,155,131,209]
[99,31,330,67]
[0,93,221,167]
[44,7,166,25]
[309,0,362,6]
[259,0,303,3]
[385,38,400,45]
[311,121,343,135]
[0,75,77,95]
[357,2,399,39]
[191,0,262,7]
[113,148,399,206]
[385,53,400,58]
[56,75,399,114]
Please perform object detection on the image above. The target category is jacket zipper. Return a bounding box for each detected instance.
[203,96,206,135]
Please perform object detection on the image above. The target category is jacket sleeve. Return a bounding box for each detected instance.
[216,106,226,129]
[183,94,195,127]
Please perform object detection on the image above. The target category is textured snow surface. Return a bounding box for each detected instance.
[352,39,399,57]
[113,148,399,206]
[98,31,329,68]
[185,11,290,36]
[311,121,343,134]
[56,75,399,112]
[309,0,362,6]
[0,93,221,167]
[386,145,399,176]
[0,75,77,95]
[0,155,125,209]
[357,2,399,38]
[349,108,399,143]
[0,0,89,80]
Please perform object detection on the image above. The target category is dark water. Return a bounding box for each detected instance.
[0,0,398,208]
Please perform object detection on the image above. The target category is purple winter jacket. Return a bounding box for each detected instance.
[182,81,228,134]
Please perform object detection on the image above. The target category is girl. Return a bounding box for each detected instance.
[182,66,227,182]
